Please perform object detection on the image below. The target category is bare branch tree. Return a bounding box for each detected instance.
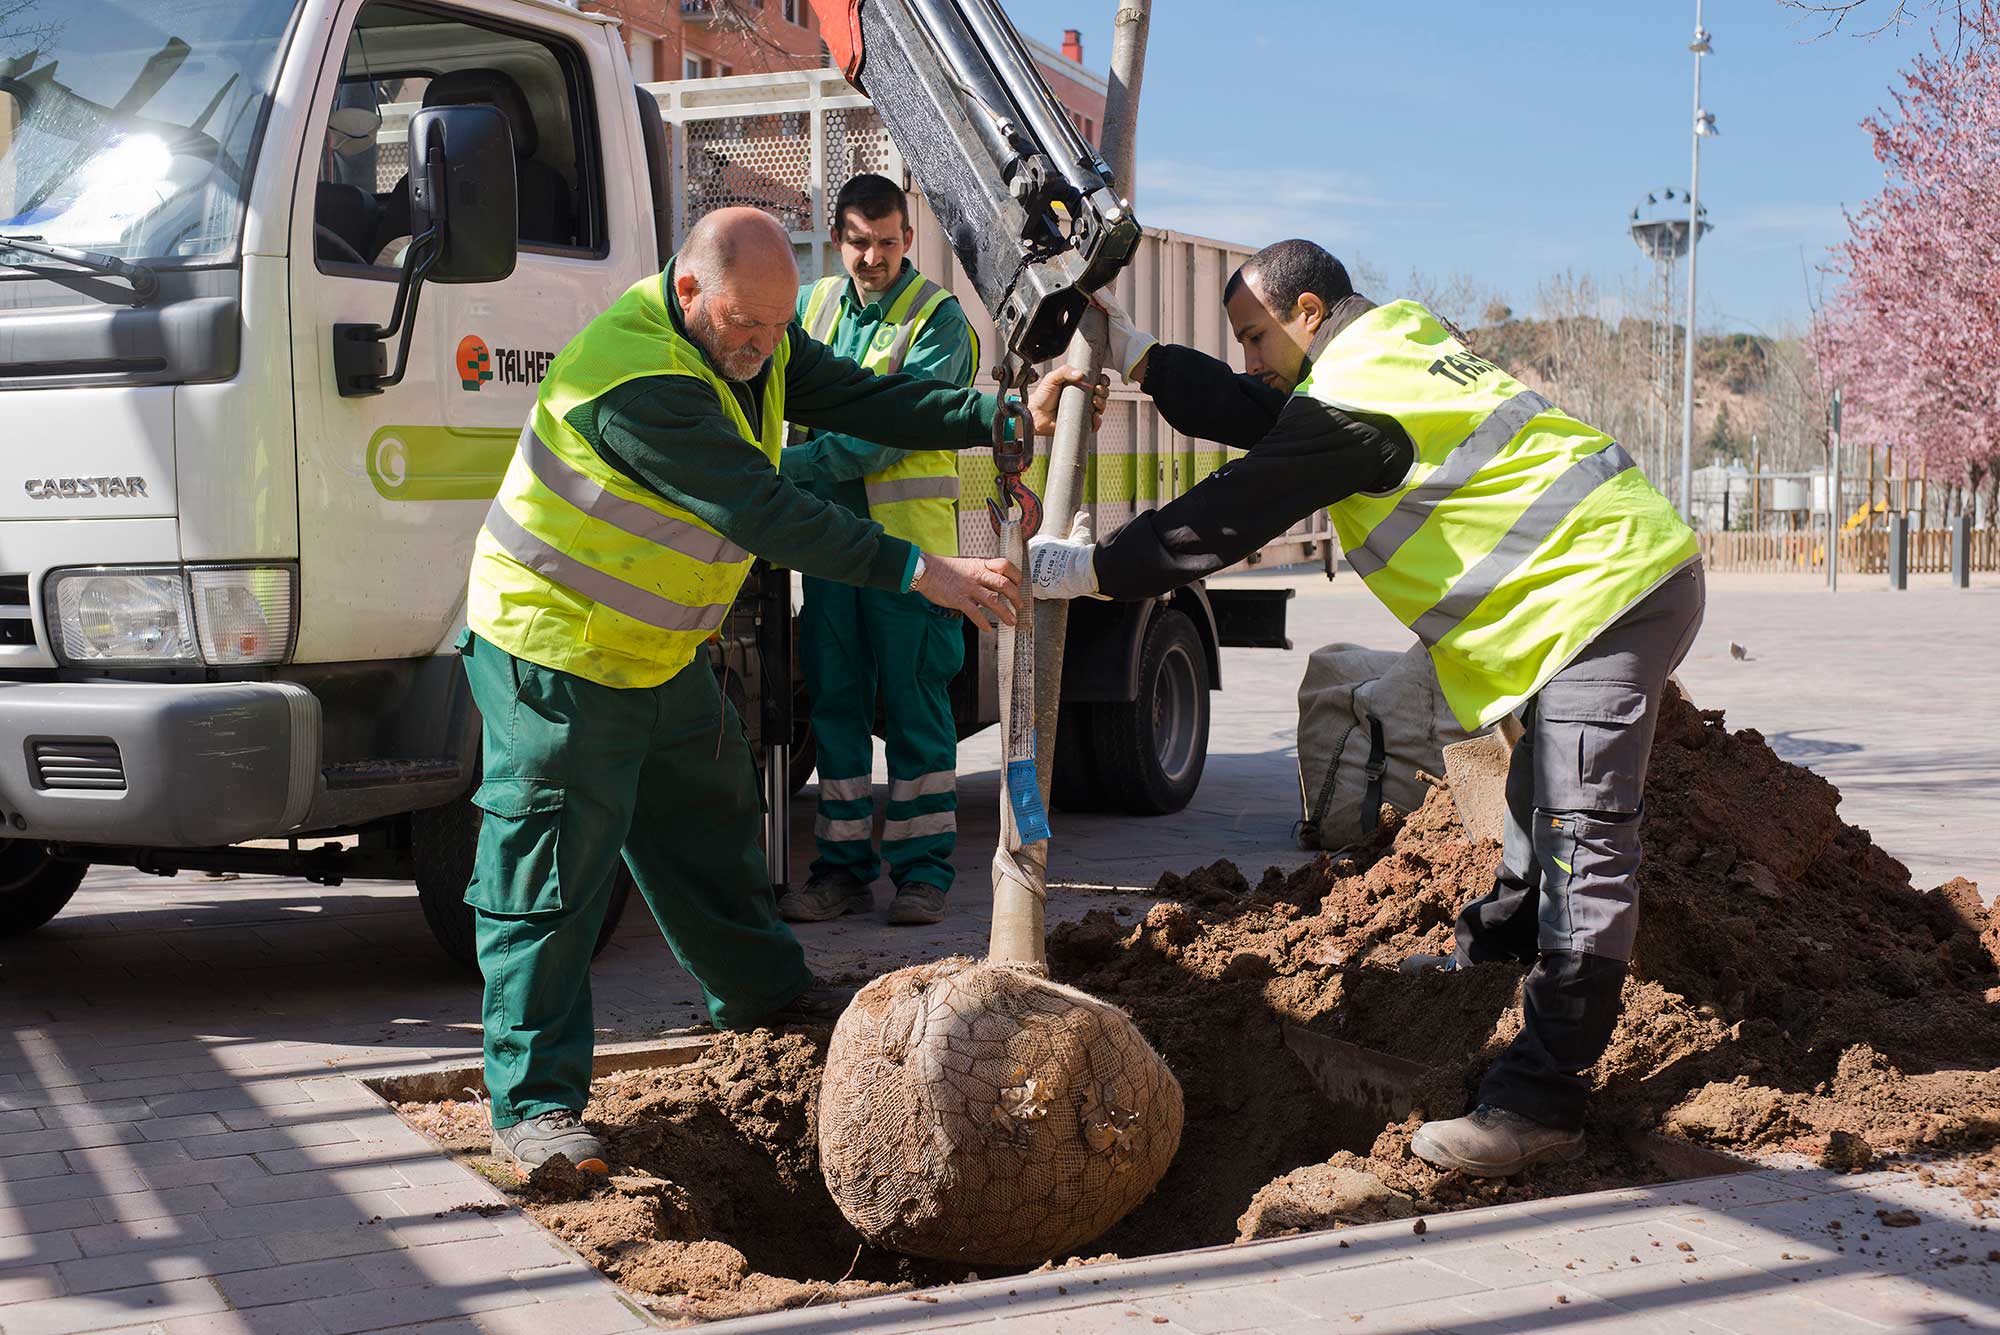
[1779,0,1972,45]
[701,0,823,66]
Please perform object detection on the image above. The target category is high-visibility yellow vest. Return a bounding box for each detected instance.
[466,270,790,689]
[1305,300,1698,729]
[799,269,970,554]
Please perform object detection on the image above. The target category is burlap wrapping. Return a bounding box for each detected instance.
[818,956,1184,1264]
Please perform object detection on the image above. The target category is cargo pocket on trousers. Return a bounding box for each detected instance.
[1532,681,1651,814]
[1533,809,1642,961]
[465,778,568,918]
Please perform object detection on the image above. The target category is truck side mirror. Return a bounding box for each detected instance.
[409,105,518,284]
[332,104,520,396]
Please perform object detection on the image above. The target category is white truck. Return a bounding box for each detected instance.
[0,0,1302,965]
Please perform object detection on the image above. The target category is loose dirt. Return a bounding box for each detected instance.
[394,688,1999,1319]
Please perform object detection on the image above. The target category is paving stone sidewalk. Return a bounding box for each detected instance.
[1,569,1994,1333]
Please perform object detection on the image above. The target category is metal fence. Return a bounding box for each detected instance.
[1697,527,1998,575]
[643,69,1335,572]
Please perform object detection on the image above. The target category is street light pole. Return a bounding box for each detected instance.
[1678,2,1715,523]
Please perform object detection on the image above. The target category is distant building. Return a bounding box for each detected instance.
[586,2,1106,145]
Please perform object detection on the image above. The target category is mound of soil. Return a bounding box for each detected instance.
[393,689,1999,1316]
[1049,688,2000,1239]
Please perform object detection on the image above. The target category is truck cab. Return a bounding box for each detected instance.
[0,0,1291,964]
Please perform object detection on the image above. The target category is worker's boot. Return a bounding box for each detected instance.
[1409,1105,1583,1178]
[762,977,858,1027]
[491,1110,607,1176]
[777,871,873,922]
[886,883,947,926]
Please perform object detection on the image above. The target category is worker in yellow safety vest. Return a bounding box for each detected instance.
[780,174,978,928]
[461,207,1102,1176]
[1026,238,1704,1178]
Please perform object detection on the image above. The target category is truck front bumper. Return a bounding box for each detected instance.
[0,680,321,848]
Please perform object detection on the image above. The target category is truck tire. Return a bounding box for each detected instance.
[411,797,633,973]
[0,842,86,937]
[1087,609,1211,815]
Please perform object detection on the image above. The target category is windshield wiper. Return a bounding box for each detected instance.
[0,234,161,306]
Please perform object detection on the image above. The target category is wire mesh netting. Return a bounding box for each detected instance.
[822,107,896,223]
[819,957,1184,1265]
[681,113,816,234]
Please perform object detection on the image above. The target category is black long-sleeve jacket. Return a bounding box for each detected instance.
[1094,296,1415,599]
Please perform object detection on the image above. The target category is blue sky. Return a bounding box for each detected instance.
[1003,0,1950,336]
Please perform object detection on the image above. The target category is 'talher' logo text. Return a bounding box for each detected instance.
[456,334,555,392]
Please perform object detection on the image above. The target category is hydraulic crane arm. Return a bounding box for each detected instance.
[810,0,1142,365]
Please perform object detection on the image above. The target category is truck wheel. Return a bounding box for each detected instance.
[1051,702,1105,812]
[0,842,86,936]
[411,798,633,973]
[1088,609,1211,815]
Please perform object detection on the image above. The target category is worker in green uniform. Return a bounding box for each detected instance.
[461,207,1102,1175]
[779,174,976,928]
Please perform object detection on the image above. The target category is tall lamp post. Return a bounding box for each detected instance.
[1678,2,1718,522]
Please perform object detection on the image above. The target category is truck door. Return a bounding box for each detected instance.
[287,0,649,664]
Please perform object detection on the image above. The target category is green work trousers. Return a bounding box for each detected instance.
[461,633,811,1129]
[799,578,964,891]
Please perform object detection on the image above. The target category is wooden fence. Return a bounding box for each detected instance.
[1697,527,2000,575]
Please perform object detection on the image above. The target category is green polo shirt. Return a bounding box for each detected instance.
[782,260,977,523]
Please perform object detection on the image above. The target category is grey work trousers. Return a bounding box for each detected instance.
[1452,561,1706,1130]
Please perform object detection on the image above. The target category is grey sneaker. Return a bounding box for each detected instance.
[1400,952,1461,976]
[777,872,872,923]
[886,883,947,925]
[491,1110,607,1175]
[1409,1105,1584,1178]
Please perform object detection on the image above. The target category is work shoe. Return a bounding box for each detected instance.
[764,977,858,1026]
[777,872,872,922]
[886,883,947,925]
[1400,952,1461,976]
[491,1110,607,1176]
[1409,1105,1584,1178]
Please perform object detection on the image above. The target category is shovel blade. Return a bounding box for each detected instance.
[1282,1025,1436,1127]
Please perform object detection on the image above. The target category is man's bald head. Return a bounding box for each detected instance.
[681,207,797,291]
[675,207,800,381]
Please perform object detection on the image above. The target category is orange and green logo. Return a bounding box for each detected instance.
[456,334,493,391]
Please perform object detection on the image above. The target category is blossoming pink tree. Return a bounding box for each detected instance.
[1813,1,2000,506]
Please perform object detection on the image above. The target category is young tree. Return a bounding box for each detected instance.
[1812,1,2000,500]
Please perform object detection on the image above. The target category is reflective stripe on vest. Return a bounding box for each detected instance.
[513,424,748,566]
[466,267,790,688]
[1306,300,1697,730]
[797,270,966,554]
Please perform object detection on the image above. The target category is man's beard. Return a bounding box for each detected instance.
[687,305,771,382]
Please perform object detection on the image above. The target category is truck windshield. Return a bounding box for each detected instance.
[0,0,298,271]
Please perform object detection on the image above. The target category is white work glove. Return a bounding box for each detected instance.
[1092,289,1157,383]
[1027,510,1104,600]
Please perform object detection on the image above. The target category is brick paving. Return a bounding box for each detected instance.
[0,570,1994,1332]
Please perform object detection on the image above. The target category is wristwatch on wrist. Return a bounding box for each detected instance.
[910,552,927,591]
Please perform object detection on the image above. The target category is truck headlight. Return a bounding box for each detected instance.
[48,565,297,666]
[51,570,197,664]
[190,566,295,665]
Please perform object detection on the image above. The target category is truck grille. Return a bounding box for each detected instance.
[0,576,30,646]
[31,738,126,791]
